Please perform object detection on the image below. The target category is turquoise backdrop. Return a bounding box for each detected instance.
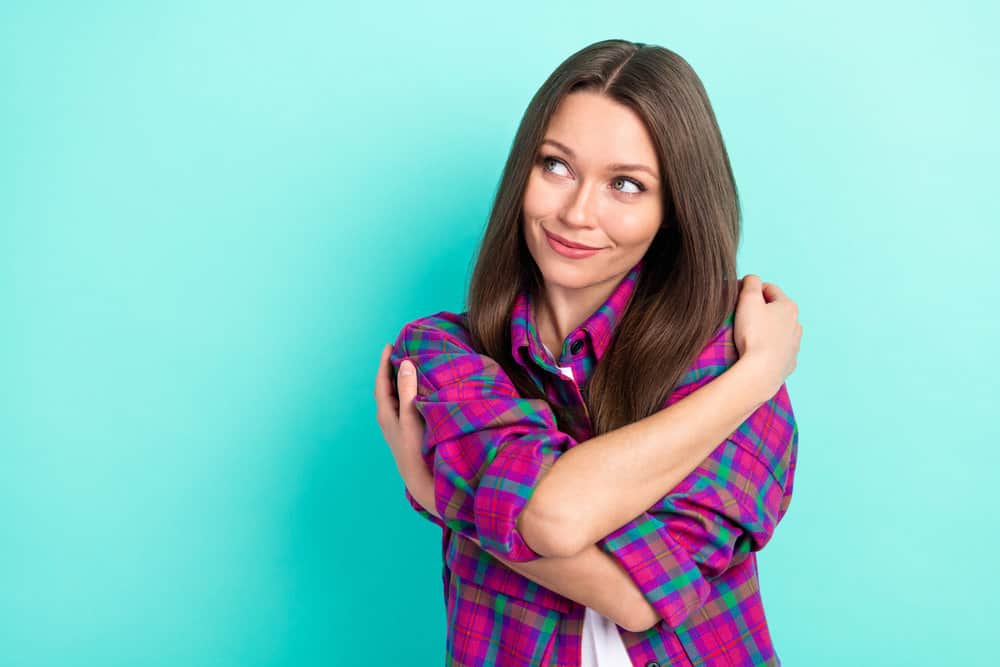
[3,2,998,665]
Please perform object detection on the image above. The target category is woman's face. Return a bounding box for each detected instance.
[522,90,663,291]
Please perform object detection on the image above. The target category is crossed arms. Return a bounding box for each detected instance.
[390,315,799,632]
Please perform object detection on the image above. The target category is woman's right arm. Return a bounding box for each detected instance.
[517,355,771,558]
[520,275,801,557]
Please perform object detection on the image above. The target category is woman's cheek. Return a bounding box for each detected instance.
[608,206,661,245]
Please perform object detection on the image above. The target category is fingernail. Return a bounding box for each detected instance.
[400,360,414,376]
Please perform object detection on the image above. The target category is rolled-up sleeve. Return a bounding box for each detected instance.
[597,322,799,629]
[389,316,575,562]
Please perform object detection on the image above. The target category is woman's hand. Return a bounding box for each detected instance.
[374,343,431,490]
[733,275,803,398]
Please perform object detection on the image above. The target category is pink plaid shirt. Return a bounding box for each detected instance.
[389,257,799,666]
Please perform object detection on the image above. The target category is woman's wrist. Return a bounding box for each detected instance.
[390,447,427,487]
[405,463,440,519]
[730,355,778,408]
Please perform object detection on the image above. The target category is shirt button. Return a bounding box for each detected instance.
[570,339,584,354]
[644,662,660,667]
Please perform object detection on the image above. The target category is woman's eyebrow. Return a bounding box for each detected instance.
[540,138,659,180]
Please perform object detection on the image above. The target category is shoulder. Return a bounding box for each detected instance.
[399,310,472,349]
[392,310,474,355]
[671,309,797,482]
[667,311,798,491]
[669,310,739,402]
[390,310,511,393]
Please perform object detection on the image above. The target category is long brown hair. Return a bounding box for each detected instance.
[466,39,742,436]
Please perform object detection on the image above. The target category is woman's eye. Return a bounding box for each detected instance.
[613,177,643,195]
[541,155,569,175]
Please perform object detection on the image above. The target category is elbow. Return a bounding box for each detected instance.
[620,598,661,634]
[515,505,582,559]
[616,570,664,633]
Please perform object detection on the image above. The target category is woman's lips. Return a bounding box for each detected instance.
[544,230,604,259]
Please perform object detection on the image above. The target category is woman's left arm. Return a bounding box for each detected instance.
[379,347,657,632]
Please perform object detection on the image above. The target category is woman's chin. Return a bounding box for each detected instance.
[536,260,598,290]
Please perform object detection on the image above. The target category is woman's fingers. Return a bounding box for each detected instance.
[374,343,399,425]
[761,281,788,303]
[397,360,423,431]
[762,283,799,319]
[739,274,764,305]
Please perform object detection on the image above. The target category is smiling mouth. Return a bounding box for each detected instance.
[542,228,603,250]
[543,229,605,259]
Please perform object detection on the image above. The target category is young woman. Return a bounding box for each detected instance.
[374,39,802,667]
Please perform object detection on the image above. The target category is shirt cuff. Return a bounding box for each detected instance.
[599,513,711,629]
[471,434,554,562]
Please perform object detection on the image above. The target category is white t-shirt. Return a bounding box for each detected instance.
[581,606,633,667]
[540,342,632,667]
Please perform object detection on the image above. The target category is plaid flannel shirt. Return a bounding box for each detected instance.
[389,257,799,666]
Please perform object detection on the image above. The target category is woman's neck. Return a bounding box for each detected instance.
[532,276,619,358]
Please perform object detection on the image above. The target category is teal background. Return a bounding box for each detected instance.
[3,2,998,665]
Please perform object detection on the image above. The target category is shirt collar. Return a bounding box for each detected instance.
[511,257,644,369]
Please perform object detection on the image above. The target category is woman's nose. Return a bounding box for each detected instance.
[560,179,598,226]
